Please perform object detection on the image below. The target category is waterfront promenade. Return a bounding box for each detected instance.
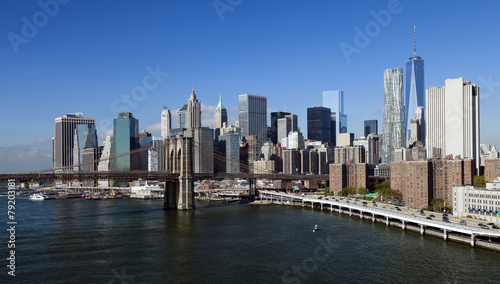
[259,190,500,251]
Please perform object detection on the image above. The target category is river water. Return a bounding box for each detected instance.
[1,196,499,283]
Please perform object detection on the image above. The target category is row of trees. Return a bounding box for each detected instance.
[325,180,402,201]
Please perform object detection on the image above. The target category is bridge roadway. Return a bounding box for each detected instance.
[0,172,329,183]
[259,190,500,247]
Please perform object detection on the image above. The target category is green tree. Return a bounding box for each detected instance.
[473,175,486,188]
[430,198,444,212]
[339,186,356,197]
[357,187,369,195]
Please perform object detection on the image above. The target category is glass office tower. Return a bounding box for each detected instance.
[405,26,425,145]
[364,120,378,137]
[113,112,139,171]
[322,90,347,146]
[238,94,267,145]
[307,107,332,144]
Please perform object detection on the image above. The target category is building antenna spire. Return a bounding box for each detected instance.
[413,25,416,56]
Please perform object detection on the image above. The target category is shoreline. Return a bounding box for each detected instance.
[251,198,500,253]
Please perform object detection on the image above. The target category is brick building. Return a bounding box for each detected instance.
[329,163,367,195]
[485,158,500,182]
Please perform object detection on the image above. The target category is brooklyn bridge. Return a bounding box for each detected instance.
[0,137,328,210]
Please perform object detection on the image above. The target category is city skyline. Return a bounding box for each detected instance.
[2,1,500,173]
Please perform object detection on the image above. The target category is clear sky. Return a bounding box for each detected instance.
[1,0,499,173]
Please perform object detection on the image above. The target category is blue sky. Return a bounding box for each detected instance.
[1,0,499,173]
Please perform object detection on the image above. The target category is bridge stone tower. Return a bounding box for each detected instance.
[164,137,195,210]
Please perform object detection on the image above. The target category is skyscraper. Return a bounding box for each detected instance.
[161,107,171,138]
[54,113,95,171]
[271,111,290,144]
[382,68,405,164]
[277,117,291,145]
[364,120,378,137]
[426,77,480,172]
[214,95,228,141]
[73,124,98,171]
[214,95,227,129]
[186,89,201,129]
[405,26,425,145]
[238,94,267,145]
[113,112,139,171]
[323,90,347,145]
[218,133,240,173]
[307,107,332,144]
[177,104,187,129]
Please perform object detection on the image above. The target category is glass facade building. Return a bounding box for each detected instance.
[405,57,425,144]
[307,107,332,144]
[322,90,347,146]
[364,120,378,137]
[113,112,139,171]
[382,68,405,164]
[405,27,425,145]
[238,94,267,145]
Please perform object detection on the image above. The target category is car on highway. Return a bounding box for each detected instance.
[396,208,401,211]
[373,204,378,207]
[426,217,432,220]
[460,220,467,225]
[363,201,368,205]
[444,220,451,223]
[353,202,357,205]
[481,225,490,229]
[429,215,435,218]
[487,222,495,226]
[390,207,394,211]
[363,204,367,207]
[493,225,500,229]
[478,223,483,226]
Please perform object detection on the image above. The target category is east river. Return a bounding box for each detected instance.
[1,196,500,283]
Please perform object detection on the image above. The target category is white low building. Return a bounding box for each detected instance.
[453,177,500,223]
[130,181,164,199]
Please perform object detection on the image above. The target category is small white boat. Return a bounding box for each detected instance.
[313,224,319,232]
[29,193,45,201]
